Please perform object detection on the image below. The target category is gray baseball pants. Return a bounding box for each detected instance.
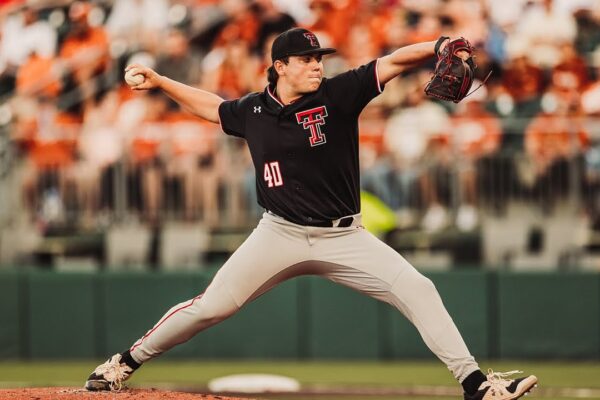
[129,212,479,382]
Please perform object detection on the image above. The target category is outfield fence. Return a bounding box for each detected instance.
[0,269,598,361]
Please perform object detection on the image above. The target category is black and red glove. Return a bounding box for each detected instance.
[424,36,477,103]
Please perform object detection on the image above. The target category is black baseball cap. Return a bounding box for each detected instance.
[271,28,336,63]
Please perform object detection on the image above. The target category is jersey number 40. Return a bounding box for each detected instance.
[264,161,283,187]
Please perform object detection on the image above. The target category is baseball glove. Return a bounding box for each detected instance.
[424,37,476,103]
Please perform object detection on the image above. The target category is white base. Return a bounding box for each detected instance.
[208,374,301,393]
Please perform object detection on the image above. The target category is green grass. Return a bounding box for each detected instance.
[0,360,599,399]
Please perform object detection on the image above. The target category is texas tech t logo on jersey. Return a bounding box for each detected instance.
[295,106,328,146]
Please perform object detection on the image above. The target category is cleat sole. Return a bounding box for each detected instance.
[85,380,111,391]
[514,376,538,400]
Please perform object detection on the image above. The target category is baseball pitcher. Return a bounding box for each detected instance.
[85,28,537,400]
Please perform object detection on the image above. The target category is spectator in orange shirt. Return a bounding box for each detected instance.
[200,39,254,99]
[552,42,589,91]
[78,89,124,222]
[14,98,81,223]
[59,1,110,93]
[524,85,589,210]
[382,72,451,232]
[502,54,545,104]
[214,1,259,48]
[449,84,502,230]
[500,52,546,151]
[1,4,57,96]
[164,112,219,225]
[127,90,170,224]
[344,23,380,67]
[16,50,61,98]
[305,0,353,49]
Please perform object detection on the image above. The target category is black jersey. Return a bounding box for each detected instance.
[218,59,384,226]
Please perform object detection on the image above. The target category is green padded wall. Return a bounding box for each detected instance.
[100,272,205,358]
[433,271,491,358]
[305,277,381,359]
[389,270,490,359]
[101,272,301,359]
[2,270,599,360]
[0,271,20,358]
[28,272,96,358]
[192,278,300,359]
[498,272,600,359]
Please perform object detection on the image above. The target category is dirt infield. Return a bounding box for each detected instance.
[0,387,255,399]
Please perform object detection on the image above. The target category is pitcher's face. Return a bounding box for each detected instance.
[277,54,324,94]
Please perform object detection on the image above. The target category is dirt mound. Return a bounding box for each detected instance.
[0,387,255,399]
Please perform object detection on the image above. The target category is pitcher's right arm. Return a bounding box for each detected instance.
[125,64,224,124]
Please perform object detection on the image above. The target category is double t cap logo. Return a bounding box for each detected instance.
[303,32,319,48]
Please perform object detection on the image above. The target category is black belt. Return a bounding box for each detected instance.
[309,216,354,228]
[267,211,354,228]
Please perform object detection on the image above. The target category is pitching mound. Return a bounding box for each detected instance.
[0,387,255,399]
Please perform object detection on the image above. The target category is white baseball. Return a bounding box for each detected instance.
[124,69,145,86]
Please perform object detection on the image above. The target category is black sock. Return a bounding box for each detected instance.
[462,370,487,395]
[120,350,141,370]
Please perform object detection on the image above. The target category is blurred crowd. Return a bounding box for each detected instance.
[1,0,600,233]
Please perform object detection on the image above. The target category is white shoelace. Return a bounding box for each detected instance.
[486,369,523,387]
[94,355,131,391]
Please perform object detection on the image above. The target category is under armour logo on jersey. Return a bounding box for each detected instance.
[303,33,319,47]
[254,106,261,113]
[295,106,328,146]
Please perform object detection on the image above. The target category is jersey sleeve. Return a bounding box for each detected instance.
[325,59,384,115]
[218,94,254,138]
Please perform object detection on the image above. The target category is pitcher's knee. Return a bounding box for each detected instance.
[395,272,439,298]
[417,275,437,292]
[190,294,239,328]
